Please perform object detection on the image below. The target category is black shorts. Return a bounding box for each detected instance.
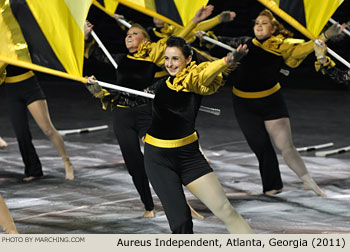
[232,90,289,120]
[5,76,46,106]
[144,140,213,186]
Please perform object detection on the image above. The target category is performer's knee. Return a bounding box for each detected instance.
[42,126,56,137]
[213,200,237,221]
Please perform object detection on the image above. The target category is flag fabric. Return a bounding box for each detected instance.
[116,0,208,28]
[93,0,119,17]
[0,0,93,82]
[257,0,344,39]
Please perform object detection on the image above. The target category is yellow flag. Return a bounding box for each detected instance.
[0,0,93,82]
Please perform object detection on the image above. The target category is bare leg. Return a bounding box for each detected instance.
[0,137,8,148]
[0,195,18,234]
[187,172,253,233]
[27,100,74,180]
[265,118,325,196]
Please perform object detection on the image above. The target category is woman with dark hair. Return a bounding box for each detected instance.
[85,6,214,218]
[143,35,252,234]
[0,195,18,234]
[213,9,342,196]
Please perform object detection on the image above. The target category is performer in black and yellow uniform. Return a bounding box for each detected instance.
[1,65,74,181]
[143,36,252,234]
[216,10,342,196]
[0,194,18,234]
[84,5,215,219]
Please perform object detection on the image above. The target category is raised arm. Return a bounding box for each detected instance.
[148,5,215,66]
[177,5,214,39]
[195,11,236,32]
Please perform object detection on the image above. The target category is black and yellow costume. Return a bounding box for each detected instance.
[86,21,198,213]
[144,59,229,233]
[1,65,44,177]
[220,35,314,193]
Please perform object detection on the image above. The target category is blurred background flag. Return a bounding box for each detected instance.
[115,0,208,28]
[257,0,344,39]
[0,0,93,82]
[93,0,119,17]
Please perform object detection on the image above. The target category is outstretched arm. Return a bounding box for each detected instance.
[195,11,236,32]
[185,44,248,95]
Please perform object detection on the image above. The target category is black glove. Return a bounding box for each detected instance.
[226,45,248,63]
[219,11,235,23]
[85,81,103,98]
[324,23,342,40]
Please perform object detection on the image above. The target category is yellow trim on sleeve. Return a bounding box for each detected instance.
[233,83,281,98]
[144,132,198,148]
[5,70,34,83]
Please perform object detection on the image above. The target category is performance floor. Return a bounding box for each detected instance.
[0,80,349,234]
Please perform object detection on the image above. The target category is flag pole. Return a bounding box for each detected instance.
[88,18,131,70]
[0,56,87,83]
[118,19,132,29]
[327,47,350,69]
[90,30,119,70]
[94,80,220,115]
[198,32,237,52]
[96,80,155,98]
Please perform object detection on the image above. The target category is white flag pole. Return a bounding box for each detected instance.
[89,80,221,115]
[87,18,132,70]
[90,30,119,70]
[118,18,132,29]
[199,32,237,52]
[96,80,155,99]
[327,47,350,69]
